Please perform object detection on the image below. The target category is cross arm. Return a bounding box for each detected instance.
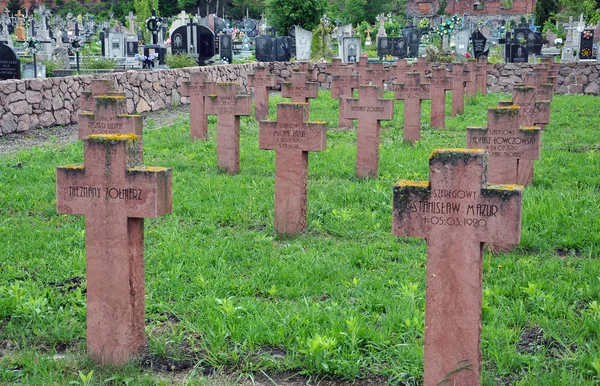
[125,166,173,218]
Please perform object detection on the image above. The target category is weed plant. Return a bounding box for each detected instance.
[0,91,599,385]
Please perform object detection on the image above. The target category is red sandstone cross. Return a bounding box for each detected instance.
[248,64,276,121]
[295,61,318,82]
[394,72,431,144]
[393,148,523,386]
[331,69,361,129]
[205,82,252,174]
[259,103,327,235]
[393,58,409,84]
[354,56,370,81]
[281,71,319,103]
[465,59,478,97]
[475,56,492,95]
[523,70,555,102]
[366,62,393,89]
[56,134,172,366]
[428,66,453,129]
[78,95,142,140]
[327,58,348,98]
[451,63,471,116]
[80,79,123,113]
[343,85,394,178]
[413,57,432,77]
[180,71,216,140]
[466,106,542,185]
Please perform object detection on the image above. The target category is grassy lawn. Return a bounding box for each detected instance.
[0,90,599,385]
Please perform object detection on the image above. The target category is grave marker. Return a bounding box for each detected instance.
[428,66,453,129]
[393,58,409,84]
[465,59,478,97]
[343,85,394,178]
[451,64,470,116]
[248,64,276,121]
[366,62,392,89]
[475,57,492,95]
[294,61,317,82]
[0,42,20,80]
[413,57,432,77]
[281,71,319,103]
[466,106,542,185]
[180,72,216,140]
[393,148,523,386]
[80,79,123,113]
[205,82,252,174]
[328,58,350,98]
[78,96,142,140]
[56,134,172,365]
[331,69,360,129]
[394,72,431,144]
[259,103,327,235]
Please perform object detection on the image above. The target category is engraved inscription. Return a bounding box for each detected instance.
[68,186,143,200]
[468,129,537,158]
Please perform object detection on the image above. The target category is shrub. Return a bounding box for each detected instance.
[82,57,117,70]
[165,53,199,69]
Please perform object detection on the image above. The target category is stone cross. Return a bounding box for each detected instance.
[466,106,542,185]
[178,10,187,25]
[539,57,559,90]
[248,64,276,121]
[376,13,387,44]
[331,69,360,129]
[366,62,392,89]
[413,57,432,77]
[465,59,478,97]
[451,64,471,116]
[56,134,172,365]
[510,86,550,185]
[326,58,346,96]
[126,11,137,35]
[259,103,327,235]
[80,79,124,114]
[281,71,319,103]
[475,57,492,95]
[428,66,453,129]
[78,95,141,140]
[393,148,523,386]
[393,58,409,84]
[294,61,318,82]
[522,71,554,102]
[394,72,431,144]
[205,82,252,174]
[181,72,216,140]
[343,85,394,178]
[354,56,370,81]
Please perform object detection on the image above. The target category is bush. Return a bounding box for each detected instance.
[42,58,63,77]
[82,57,117,70]
[165,53,199,69]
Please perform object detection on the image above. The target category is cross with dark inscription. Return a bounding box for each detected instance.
[180,71,216,140]
[466,106,542,185]
[344,85,394,178]
[205,82,252,174]
[465,59,478,97]
[281,71,319,103]
[475,56,492,95]
[248,64,276,121]
[393,148,523,386]
[394,72,431,144]
[511,86,550,185]
[56,134,172,366]
[393,58,409,84]
[428,66,453,129]
[451,64,471,116]
[523,69,554,102]
[259,103,327,235]
[331,69,361,129]
[78,95,142,140]
[80,79,123,113]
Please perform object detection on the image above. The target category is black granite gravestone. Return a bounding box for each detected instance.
[525,31,543,55]
[471,29,489,58]
[0,42,20,80]
[275,36,292,61]
[255,35,274,62]
[126,38,139,57]
[511,43,528,62]
[378,37,407,59]
[219,33,233,63]
[197,25,215,65]
[288,25,297,58]
[170,25,188,56]
[579,30,594,59]
[403,27,421,58]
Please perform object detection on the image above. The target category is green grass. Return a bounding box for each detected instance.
[0,90,599,385]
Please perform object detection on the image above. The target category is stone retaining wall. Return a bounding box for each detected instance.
[1,61,598,137]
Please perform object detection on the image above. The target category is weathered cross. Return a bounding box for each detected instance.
[205,82,252,174]
[539,57,559,90]
[465,59,478,97]
[281,71,319,103]
[354,56,370,81]
[331,69,360,129]
[78,95,142,140]
[475,56,492,95]
[56,134,172,365]
[428,66,453,129]
[80,79,123,113]
[180,71,216,140]
[393,58,409,84]
[451,63,471,116]
[344,85,394,178]
[366,62,393,89]
[466,106,542,185]
[523,68,555,101]
[393,148,523,386]
[394,72,431,144]
[326,58,347,97]
[259,103,327,235]
[248,64,276,121]
[294,61,318,82]
[413,57,432,77]
[126,11,137,35]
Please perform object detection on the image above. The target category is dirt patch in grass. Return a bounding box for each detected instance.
[517,326,576,358]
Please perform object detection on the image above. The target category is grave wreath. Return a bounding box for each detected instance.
[68,36,84,54]
[24,36,41,54]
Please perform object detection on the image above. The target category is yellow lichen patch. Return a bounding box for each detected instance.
[467,126,487,131]
[80,112,94,117]
[129,166,169,173]
[97,95,126,100]
[88,133,139,141]
[61,163,84,170]
[430,148,484,158]
[395,180,429,188]
[488,183,524,192]
[520,126,541,131]
[309,120,328,124]
[490,105,519,116]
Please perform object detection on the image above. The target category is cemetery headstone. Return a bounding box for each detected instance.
[393,148,523,386]
[471,29,489,58]
[78,96,140,140]
[204,82,252,174]
[475,57,492,95]
[523,71,554,101]
[56,134,172,365]
[331,69,360,129]
[259,103,327,235]
[0,42,20,80]
[366,62,393,89]
[341,36,361,63]
[377,37,407,60]
[180,72,216,140]
[248,65,276,121]
[294,61,317,82]
[579,29,594,60]
[454,29,471,56]
[525,30,543,56]
[287,25,297,58]
[394,72,431,144]
[15,10,25,41]
[255,36,293,62]
[281,71,319,103]
[80,79,123,113]
[197,25,216,65]
[295,26,312,61]
[466,106,542,185]
[393,58,409,84]
[343,85,394,177]
[403,26,421,58]
[376,13,387,46]
[428,66,453,129]
[451,64,470,116]
[219,33,233,63]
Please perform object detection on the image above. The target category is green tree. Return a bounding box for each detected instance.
[134,0,159,23]
[6,0,23,14]
[534,0,559,27]
[266,0,327,34]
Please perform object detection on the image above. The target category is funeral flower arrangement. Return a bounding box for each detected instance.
[23,36,41,55]
[68,36,85,53]
[580,47,592,58]
[135,53,158,68]
[439,20,454,35]
[582,30,593,40]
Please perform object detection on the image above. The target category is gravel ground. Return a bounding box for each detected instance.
[0,104,191,156]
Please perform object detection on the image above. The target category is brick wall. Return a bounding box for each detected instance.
[406,0,536,17]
